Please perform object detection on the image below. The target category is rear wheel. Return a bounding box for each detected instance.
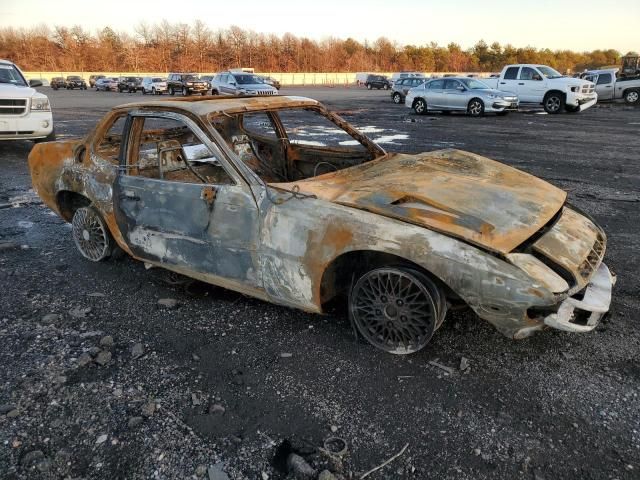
[413,98,427,115]
[624,89,639,105]
[543,92,564,114]
[467,98,485,116]
[349,267,445,354]
[71,206,114,262]
[392,92,402,104]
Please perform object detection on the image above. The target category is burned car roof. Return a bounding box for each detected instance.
[118,95,320,117]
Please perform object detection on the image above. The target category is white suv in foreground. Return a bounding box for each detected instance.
[0,59,54,142]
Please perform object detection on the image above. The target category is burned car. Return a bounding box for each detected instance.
[28,96,615,354]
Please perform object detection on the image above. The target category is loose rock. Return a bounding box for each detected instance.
[141,401,156,417]
[158,298,179,309]
[459,357,470,371]
[41,313,61,324]
[131,342,144,359]
[77,352,93,367]
[0,404,17,415]
[208,403,225,415]
[99,335,114,347]
[96,434,108,444]
[195,464,208,477]
[21,450,45,466]
[69,307,91,318]
[318,470,337,480]
[287,453,315,479]
[95,350,112,366]
[128,416,144,428]
[208,462,230,480]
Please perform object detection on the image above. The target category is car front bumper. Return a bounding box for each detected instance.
[489,99,519,111]
[0,111,54,140]
[567,91,598,110]
[543,262,615,333]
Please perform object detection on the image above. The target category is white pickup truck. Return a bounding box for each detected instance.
[580,68,640,105]
[487,64,597,114]
[0,59,54,142]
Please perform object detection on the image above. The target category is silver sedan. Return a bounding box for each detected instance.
[405,77,519,116]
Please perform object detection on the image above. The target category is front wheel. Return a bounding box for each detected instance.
[392,92,402,104]
[467,98,485,117]
[71,206,114,262]
[413,98,427,115]
[367,84,372,90]
[624,89,639,105]
[543,92,564,114]
[182,87,189,96]
[349,267,445,354]
[169,87,174,96]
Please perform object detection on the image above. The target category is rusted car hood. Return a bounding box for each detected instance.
[279,149,567,254]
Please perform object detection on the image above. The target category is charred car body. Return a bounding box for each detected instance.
[28,96,615,354]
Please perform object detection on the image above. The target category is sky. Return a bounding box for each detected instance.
[2,0,638,53]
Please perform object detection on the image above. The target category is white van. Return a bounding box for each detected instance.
[0,59,54,142]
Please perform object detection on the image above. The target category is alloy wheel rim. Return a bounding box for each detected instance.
[416,101,425,113]
[470,101,482,115]
[72,208,109,261]
[628,91,639,102]
[546,96,561,112]
[350,268,436,354]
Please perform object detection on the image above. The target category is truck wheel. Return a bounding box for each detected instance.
[367,84,372,90]
[467,98,485,117]
[182,87,189,96]
[169,87,174,95]
[624,89,639,105]
[392,92,402,104]
[543,92,564,114]
[71,206,114,262]
[413,98,427,115]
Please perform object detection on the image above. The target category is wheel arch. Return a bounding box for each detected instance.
[56,190,91,222]
[543,89,565,101]
[319,249,462,312]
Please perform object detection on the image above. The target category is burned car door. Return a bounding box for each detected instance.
[113,111,261,286]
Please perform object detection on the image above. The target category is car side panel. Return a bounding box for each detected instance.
[257,194,555,337]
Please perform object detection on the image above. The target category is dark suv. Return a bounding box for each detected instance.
[65,76,87,90]
[118,77,142,93]
[365,74,391,90]
[167,73,208,96]
[51,77,66,90]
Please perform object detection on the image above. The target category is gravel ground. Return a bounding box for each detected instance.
[0,87,638,480]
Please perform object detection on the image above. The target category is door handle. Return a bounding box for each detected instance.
[518,82,525,85]
[500,81,506,84]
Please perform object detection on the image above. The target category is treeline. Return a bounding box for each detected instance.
[0,21,622,73]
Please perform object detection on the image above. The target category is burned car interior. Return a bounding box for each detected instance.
[209,107,381,183]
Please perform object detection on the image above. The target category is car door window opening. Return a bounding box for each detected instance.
[208,107,384,183]
[126,116,234,185]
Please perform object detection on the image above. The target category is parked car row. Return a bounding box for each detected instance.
[51,75,87,90]
[54,71,281,97]
[387,64,600,116]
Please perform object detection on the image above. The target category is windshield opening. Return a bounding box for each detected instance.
[234,74,264,85]
[537,66,564,79]
[459,78,491,89]
[0,65,29,86]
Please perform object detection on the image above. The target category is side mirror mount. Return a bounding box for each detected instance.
[29,79,43,88]
[456,85,465,91]
[229,81,236,86]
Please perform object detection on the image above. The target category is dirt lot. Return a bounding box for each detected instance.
[1,87,639,480]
